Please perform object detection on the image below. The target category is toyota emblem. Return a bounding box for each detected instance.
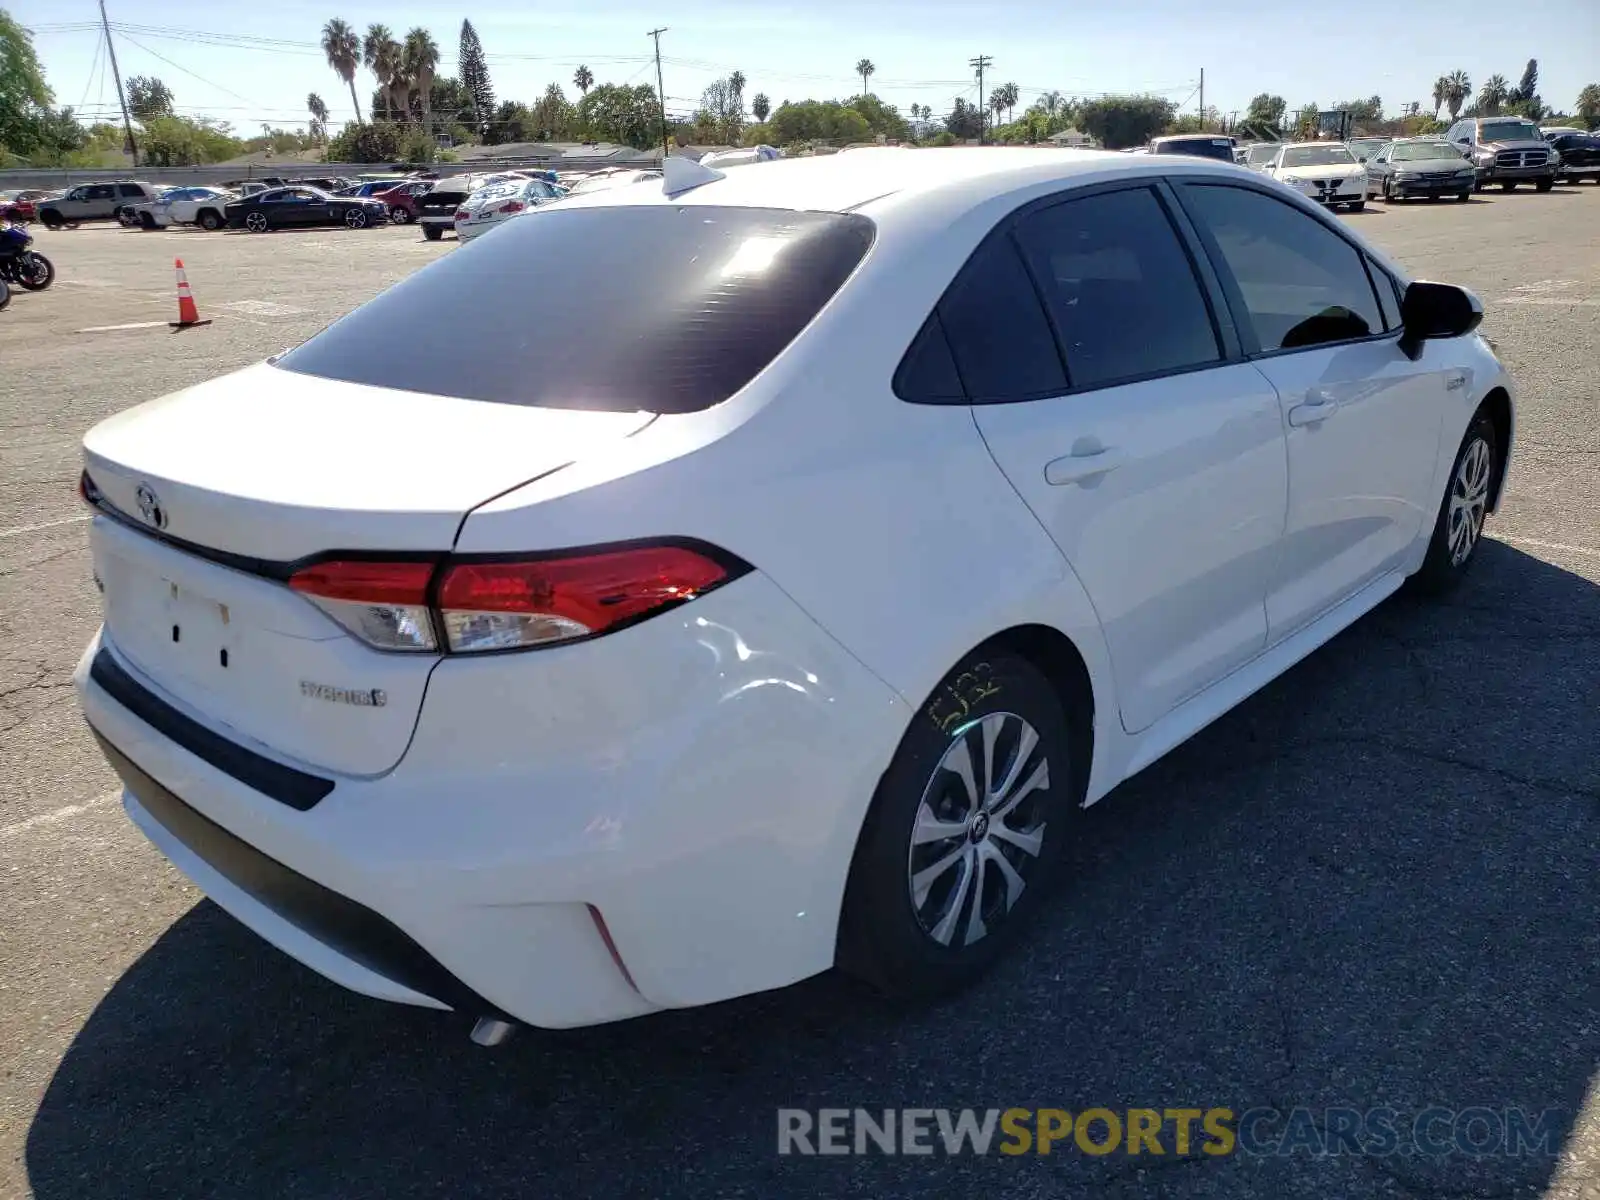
[134,483,168,530]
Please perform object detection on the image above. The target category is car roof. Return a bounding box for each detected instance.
[551,147,1255,221]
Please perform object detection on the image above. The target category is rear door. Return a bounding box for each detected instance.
[1174,180,1452,642]
[962,182,1288,733]
[83,184,118,219]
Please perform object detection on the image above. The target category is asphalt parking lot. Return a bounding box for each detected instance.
[1,189,1597,1200]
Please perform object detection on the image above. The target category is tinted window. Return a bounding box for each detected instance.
[1181,184,1383,352]
[1154,137,1236,162]
[86,185,115,200]
[1014,187,1220,390]
[276,206,875,414]
[894,313,965,403]
[1368,256,1402,331]
[118,183,144,197]
[938,237,1065,402]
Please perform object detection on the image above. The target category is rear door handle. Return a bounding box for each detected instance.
[1045,445,1125,486]
[1286,393,1338,427]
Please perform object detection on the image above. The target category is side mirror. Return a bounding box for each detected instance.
[1399,281,1484,359]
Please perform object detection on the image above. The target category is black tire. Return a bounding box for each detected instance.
[1427,193,1440,202]
[197,209,222,231]
[1380,177,1392,201]
[1457,191,1471,202]
[40,211,63,230]
[389,205,412,224]
[1500,180,1516,191]
[1347,200,1365,212]
[244,211,270,233]
[344,207,368,229]
[422,224,443,241]
[1408,413,1498,596]
[1566,175,1580,187]
[1534,177,1554,193]
[837,651,1081,1000]
[0,277,10,310]
[15,252,53,290]
[138,210,158,230]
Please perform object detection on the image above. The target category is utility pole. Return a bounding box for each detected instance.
[98,0,138,166]
[648,27,669,163]
[969,55,993,144]
[1198,67,1205,130]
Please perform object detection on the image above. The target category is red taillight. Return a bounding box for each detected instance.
[497,200,525,214]
[289,559,437,652]
[285,545,741,654]
[454,208,470,221]
[437,546,732,652]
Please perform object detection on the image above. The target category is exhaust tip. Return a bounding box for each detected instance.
[470,1017,517,1047]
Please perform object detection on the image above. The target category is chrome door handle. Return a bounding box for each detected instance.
[1045,446,1125,486]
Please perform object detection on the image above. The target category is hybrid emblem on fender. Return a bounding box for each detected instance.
[134,483,167,530]
[300,680,387,708]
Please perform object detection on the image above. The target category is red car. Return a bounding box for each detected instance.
[372,180,433,225]
[0,191,49,223]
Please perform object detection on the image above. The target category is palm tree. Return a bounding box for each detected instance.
[403,28,439,128]
[729,70,747,118]
[363,24,401,121]
[997,82,1019,124]
[1577,82,1600,130]
[573,65,593,98]
[855,58,875,97]
[307,92,329,146]
[1478,74,1509,116]
[1431,75,1447,119]
[751,92,770,123]
[1041,90,1064,119]
[1445,70,1471,120]
[321,18,363,124]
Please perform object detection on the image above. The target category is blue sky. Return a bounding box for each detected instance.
[14,0,1599,134]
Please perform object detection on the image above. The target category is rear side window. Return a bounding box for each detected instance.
[1179,184,1383,353]
[937,237,1066,402]
[894,313,965,403]
[1013,187,1221,390]
[276,206,874,414]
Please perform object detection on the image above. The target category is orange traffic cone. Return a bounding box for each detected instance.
[169,258,211,329]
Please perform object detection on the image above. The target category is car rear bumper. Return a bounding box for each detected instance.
[76,572,909,1030]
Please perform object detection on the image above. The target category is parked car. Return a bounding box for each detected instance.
[1148,134,1237,162]
[335,180,409,199]
[1259,142,1369,209]
[415,173,527,240]
[74,148,1513,1036]
[219,178,286,197]
[1538,126,1587,141]
[699,145,782,168]
[372,179,433,225]
[287,177,353,192]
[453,177,566,242]
[1546,133,1600,184]
[37,181,162,229]
[1444,116,1556,191]
[1242,142,1281,171]
[1345,137,1390,164]
[564,168,663,196]
[0,189,51,222]
[1366,139,1476,203]
[223,186,389,232]
[133,186,239,230]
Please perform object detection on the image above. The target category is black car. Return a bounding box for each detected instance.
[1148,134,1238,163]
[1366,139,1477,202]
[223,186,389,232]
[1549,134,1600,184]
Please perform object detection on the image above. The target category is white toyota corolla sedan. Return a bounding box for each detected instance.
[75,148,1514,1039]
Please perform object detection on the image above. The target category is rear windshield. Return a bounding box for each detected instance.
[274,205,875,414]
[1155,137,1235,161]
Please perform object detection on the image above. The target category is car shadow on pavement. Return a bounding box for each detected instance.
[25,540,1600,1200]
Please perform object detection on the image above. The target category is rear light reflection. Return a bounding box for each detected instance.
[454,209,469,221]
[497,200,525,214]
[286,544,744,654]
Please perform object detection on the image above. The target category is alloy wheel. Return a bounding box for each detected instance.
[345,208,366,229]
[245,212,268,232]
[906,711,1051,948]
[1447,436,1492,566]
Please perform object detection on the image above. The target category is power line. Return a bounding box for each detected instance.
[116,31,260,106]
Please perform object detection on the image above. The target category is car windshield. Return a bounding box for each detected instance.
[1480,120,1541,142]
[1281,145,1356,167]
[1349,140,1386,153]
[1246,144,1279,164]
[275,206,876,415]
[1392,142,1464,161]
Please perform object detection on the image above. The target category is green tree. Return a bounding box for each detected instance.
[1331,95,1382,122]
[326,118,404,162]
[1510,58,1538,104]
[751,92,770,123]
[140,115,243,165]
[307,92,329,146]
[846,92,908,140]
[576,83,660,149]
[362,25,400,121]
[1478,75,1509,115]
[428,77,473,136]
[1076,94,1177,149]
[1444,70,1470,119]
[1245,93,1286,129]
[126,76,175,123]
[740,122,773,147]
[0,8,51,156]
[855,58,875,96]
[320,18,362,124]
[573,65,593,98]
[485,100,532,145]
[994,81,1019,124]
[531,82,575,140]
[768,99,870,146]
[728,70,747,117]
[1577,83,1600,130]
[945,98,983,140]
[458,19,494,137]
[403,28,440,129]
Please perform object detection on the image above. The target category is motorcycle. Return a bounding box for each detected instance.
[0,222,55,291]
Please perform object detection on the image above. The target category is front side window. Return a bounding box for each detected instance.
[1179,184,1383,353]
[86,185,116,200]
[1013,187,1221,391]
[276,206,875,414]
